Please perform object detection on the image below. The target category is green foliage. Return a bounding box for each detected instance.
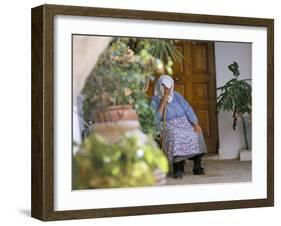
[217,61,252,115]
[82,39,150,119]
[217,61,252,149]
[76,38,180,189]
[147,39,183,62]
[228,61,240,77]
[131,38,179,75]
[134,96,160,137]
[82,37,181,137]
[73,133,168,189]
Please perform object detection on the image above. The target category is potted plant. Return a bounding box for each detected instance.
[82,38,181,139]
[74,38,180,188]
[217,61,252,154]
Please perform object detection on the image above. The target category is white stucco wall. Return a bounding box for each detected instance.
[215,42,252,159]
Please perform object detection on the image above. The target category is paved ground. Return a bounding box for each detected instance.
[165,159,252,186]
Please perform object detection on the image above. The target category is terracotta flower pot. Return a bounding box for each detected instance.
[96,105,138,123]
[93,105,146,144]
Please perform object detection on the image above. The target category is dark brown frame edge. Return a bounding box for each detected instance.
[31,4,274,221]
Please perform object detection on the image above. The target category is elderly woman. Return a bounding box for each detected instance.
[151,75,207,179]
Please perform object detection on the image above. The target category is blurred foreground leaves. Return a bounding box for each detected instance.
[73,133,168,189]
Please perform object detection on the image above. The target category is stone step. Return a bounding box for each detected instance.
[203,154,219,160]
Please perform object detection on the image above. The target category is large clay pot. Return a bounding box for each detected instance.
[96,105,138,122]
[93,105,147,144]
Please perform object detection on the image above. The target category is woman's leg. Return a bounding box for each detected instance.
[173,159,185,179]
[189,153,205,175]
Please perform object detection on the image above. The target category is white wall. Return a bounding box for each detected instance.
[215,42,252,159]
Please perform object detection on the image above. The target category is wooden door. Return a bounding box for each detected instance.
[148,40,218,153]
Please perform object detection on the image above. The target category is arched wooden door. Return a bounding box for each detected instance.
[147,40,218,153]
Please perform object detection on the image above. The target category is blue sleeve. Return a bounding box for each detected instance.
[150,96,162,123]
[176,92,198,124]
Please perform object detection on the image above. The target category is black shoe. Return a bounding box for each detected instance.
[191,154,205,175]
[174,170,184,179]
[173,161,184,179]
[193,167,205,175]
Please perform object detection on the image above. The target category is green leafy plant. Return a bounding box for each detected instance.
[75,38,183,189]
[217,61,252,149]
[83,40,148,110]
[73,133,168,189]
[82,38,181,137]
[128,38,181,75]
[135,98,160,137]
[147,39,183,63]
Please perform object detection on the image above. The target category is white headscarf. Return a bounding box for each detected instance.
[154,75,174,103]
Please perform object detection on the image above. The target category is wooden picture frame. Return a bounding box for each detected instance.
[31,4,274,221]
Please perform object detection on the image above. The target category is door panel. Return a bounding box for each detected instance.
[174,84,185,97]
[192,45,207,73]
[193,83,209,102]
[173,46,185,75]
[196,110,210,136]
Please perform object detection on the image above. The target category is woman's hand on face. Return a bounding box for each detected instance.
[161,95,169,105]
[163,84,172,96]
[160,84,172,105]
[194,124,202,133]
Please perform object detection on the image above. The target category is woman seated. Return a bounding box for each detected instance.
[151,75,207,179]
